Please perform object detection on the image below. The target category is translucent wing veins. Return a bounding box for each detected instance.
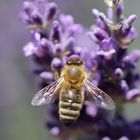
[31,78,63,106]
[84,80,115,110]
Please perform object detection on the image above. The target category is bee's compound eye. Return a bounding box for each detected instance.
[76,59,83,65]
[66,58,83,65]
[66,60,72,65]
[78,60,83,65]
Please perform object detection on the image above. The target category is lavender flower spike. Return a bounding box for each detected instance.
[20,0,140,139]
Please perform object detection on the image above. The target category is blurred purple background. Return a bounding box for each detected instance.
[0,0,140,140]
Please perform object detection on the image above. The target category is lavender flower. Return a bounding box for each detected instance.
[20,0,140,140]
[89,0,139,102]
[20,0,57,29]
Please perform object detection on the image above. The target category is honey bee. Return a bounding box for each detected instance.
[31,57,115,126]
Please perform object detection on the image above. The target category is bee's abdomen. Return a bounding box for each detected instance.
[59,89,83,126]
[59,100,82,126]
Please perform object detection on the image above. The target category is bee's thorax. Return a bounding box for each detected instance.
[68,67,82,80]
[61,65,86,87]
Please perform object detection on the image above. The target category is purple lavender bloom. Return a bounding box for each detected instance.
[96,114,140,140]
[20,0,57,29]
[97,37,116,58]
[20,0,140,139]
[89,0,140,102]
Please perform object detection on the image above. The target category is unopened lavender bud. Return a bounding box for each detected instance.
[127,15,137,26]
[34,46,44,57]
[51,57,63,70]
[129,50,140,62]
[88,31,99,42]
[47,2,57,20]
[118,136,129,140]
[33,32,41,42]
[23,42,35,56]
[99,13,109,29]
[52,21,61,44]
[96,18,106,29]
[116,0,124,18]
[53,20,59,29]
[32,67,44,75]
[31,12,43,25]
[59,14,74,28]
[23,1,34,16]
[40,71,53,80]
[120,80,129,92]
[53,43,62,55]
[121,21,131,37]
[107,7,113,20]
[86,103,97,117]
[126,89,140,100]
[121,15,137,37]
[92,9,100,18]
[122,50,140,68]
[115,68,124,79]
[122,56,131,66]
[94,28,109,41]
[70,24,83,35]
[99,13,107,22]
[50,127,60,136]
[102,137,111,140]
[63,37,75,50]
[40,38,53,52]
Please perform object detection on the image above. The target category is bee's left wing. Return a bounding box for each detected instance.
[31,78,64,106]
[84,80,115,110]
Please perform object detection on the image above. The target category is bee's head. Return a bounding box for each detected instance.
[66,57,83,66]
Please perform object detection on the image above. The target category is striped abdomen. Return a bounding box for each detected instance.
[59,88,84,126]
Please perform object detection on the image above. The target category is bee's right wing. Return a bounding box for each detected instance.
[84,79,115,110]
[31,78,64,106]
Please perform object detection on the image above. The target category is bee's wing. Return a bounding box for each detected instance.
[31,78,64,106]
[84,80,115,110]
